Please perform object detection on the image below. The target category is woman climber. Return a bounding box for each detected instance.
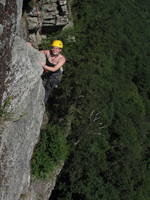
[40,40,66,103]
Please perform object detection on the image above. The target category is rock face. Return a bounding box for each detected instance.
[0,0,17,104]
[28,163,64,200]
[26,0,69,29]
[0,38,45,200]
[42,0,69,27]
[0,0,69,199]
[0,0,44,200]
[23,0,70,47]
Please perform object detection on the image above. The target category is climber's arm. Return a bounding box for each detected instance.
[40,50,48,55]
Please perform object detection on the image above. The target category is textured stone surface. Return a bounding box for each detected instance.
[42,0,69,26]
[25,0,69,32]
[16,0,23,35]
[3,37,45,112]
[27,17,39,30]
[0,36,45,200]
[27,163,64,200]
[0,0,17,103]
[0,24,3,35]
[0,0,6,6]
[0,1,45,199]
[22,0,71,54]
[0,0,70,199]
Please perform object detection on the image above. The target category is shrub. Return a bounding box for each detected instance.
[31,124,69,179]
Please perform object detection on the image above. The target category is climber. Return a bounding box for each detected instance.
[40,40,66,102]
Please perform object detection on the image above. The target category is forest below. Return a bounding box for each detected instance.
[32,0,150,199]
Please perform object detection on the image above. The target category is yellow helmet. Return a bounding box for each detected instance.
[51,40,63,48]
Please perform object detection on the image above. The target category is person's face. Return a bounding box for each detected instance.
[51,47,62,55]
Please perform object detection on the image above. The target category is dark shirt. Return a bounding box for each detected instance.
[45,54,61,76]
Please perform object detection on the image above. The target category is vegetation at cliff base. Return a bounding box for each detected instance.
[31,125,69,179]
[46,0,150,199]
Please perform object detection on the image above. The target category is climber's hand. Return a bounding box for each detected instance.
[26,42,32,46]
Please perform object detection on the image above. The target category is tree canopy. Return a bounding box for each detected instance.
[46,0,150,199]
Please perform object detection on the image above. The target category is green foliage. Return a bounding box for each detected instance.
[31,125,69,179]
[41,0,149,199]
[39,27,76,51]
[28,0,35,8]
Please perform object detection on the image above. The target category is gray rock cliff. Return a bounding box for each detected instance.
[0,0,44,199]
[22,0,70,48]
[0,38,45,200]
[0,0,70,199]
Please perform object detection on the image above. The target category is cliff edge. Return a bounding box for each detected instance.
[0,1,45,200]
